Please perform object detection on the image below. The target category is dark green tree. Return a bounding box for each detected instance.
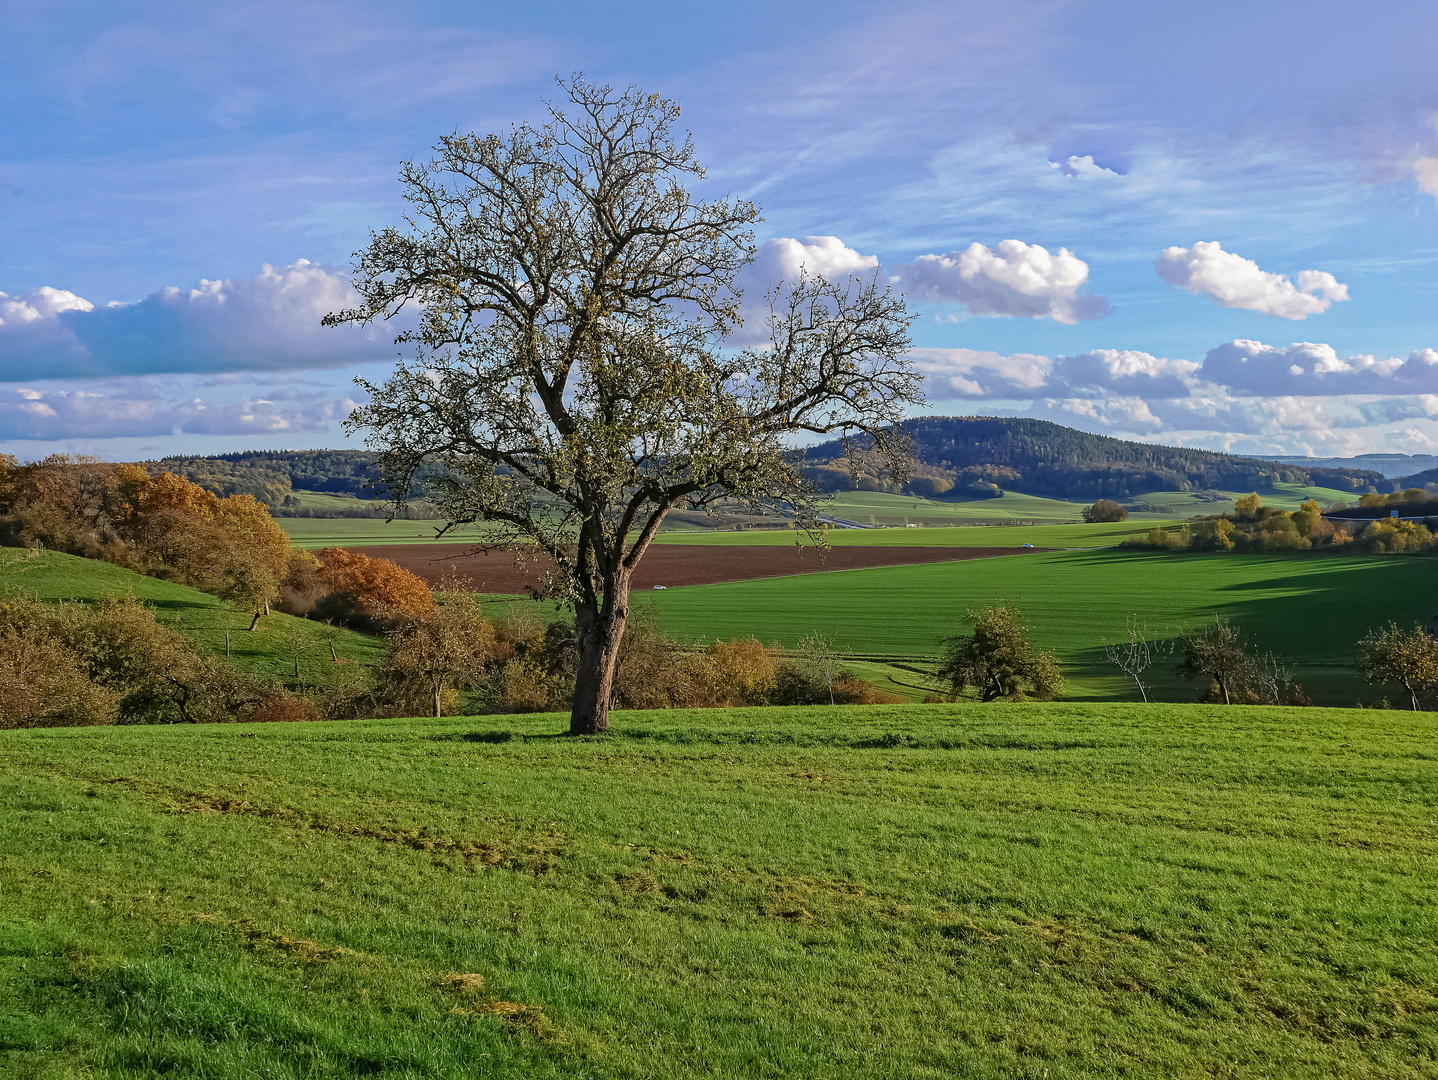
[937,605,1063,702]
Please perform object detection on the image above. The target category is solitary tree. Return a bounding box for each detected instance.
[329,78,922,733]
[1356,621,1438,710]
[380,596,494,719]
[937,605,1062,703]
[1082,499,1128,523]
[794,631,845,706]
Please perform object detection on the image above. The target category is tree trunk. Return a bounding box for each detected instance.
[248,610,262,631]
[1404,678,1419,711]
[434,685,442,718]
[570,581,630,735]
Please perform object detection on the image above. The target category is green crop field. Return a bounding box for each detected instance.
[0,551,384,686]
[634,548,1438,706]
[281,490,379,513]
[278,513,1169,550]
[1,705,1434,1079]
[824,488,1092,525]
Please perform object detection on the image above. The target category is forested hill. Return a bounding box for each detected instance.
[145,419,1388,508]
[145,450,381,505]
[803,417,1385,499]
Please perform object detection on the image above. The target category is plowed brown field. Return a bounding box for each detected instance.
[354,543,1041,593]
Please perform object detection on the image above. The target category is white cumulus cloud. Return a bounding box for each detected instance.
[1154,241,1349,319]
[0,261,403,381]
[887,240,1109,324]
[0,287,95,326]
[915,346,1195,401]
[1051,155,1121,179]
[1200,340,1438,396]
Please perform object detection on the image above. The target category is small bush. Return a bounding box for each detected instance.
[0,625,118,728]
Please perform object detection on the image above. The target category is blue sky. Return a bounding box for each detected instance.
[3,0,1438,461]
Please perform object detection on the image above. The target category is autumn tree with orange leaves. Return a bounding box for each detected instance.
[310,547,435,628]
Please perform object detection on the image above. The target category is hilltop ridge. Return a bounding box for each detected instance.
[803,416,1385,499]
[134,418,1401,508]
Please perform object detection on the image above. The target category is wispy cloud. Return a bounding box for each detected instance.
[0,378,357,441]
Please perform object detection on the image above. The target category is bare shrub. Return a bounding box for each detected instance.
[251,696,325,723]
[700,637,776,706]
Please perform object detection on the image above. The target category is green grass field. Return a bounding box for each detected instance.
[2,704,1434,1078]
[633,548,1438,706]
[825,488,1092,525]
[276,517,463,548]
[281,490,378,513]
[0,552,384,687]
[652,520,1164,548]
[276,483,1354,549]
[812,483,1352,528]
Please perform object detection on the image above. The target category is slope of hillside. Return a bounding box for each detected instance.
[0,550,384,684]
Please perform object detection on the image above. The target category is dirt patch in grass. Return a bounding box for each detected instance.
[232,920,357,964]
[352,543,1043,592]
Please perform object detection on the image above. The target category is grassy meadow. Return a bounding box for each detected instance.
[631,548,1438,706]
[2,704,1434,1079]
[280,516,1170,551]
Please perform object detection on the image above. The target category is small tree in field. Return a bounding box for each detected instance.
[795,632,844,705]
[1082,499,1128,523]
[378,595,494,718]
[937,605,1062,703]
[1356,622,1438,710]
[1177,616,1254,705]
[329,77,922,734]
[1103,617,1163,703]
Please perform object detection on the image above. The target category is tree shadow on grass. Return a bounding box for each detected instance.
[1061,550,1437,705]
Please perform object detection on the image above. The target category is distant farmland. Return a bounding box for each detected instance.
[633,548,1438,706]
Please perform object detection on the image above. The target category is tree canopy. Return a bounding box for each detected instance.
[1356,622,1438,710]
[937,605,1062,703]
[329,77,922,733]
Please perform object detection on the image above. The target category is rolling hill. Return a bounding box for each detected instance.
[131,419,1391,512]
[802,416,1385,499]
